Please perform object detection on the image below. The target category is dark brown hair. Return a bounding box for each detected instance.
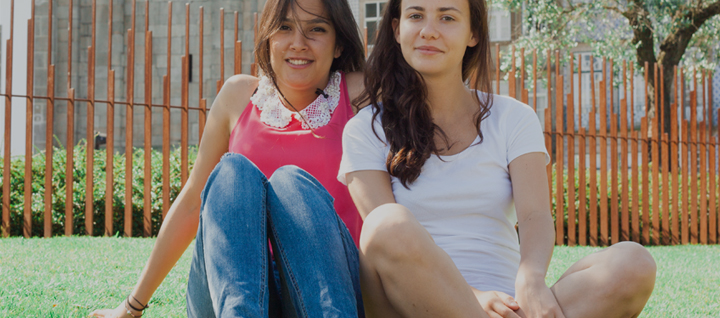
[355,0,494,187]
[255,0,365,103]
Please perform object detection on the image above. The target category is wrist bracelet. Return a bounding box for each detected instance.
[124,299,143,318]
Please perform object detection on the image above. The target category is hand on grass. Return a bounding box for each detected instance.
[514,281,565,318]
[89,300,141,318]
[473,289,522,318]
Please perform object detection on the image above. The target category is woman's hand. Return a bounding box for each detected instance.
[514,280,565,318]
[89,300,141,318]
[473,289,522,318]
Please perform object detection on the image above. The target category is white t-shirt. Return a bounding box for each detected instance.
[337,92,550,296]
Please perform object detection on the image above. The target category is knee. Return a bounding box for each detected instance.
[360,204,426,264]
[208,153,264,189]
[605,242,656,298]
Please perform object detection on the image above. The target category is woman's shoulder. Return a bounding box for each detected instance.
[214,75,259,127]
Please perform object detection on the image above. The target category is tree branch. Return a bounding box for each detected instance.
[658,0,720,65]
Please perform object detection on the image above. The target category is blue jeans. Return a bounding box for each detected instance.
[186,153,364,318]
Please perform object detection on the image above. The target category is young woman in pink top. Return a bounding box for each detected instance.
[90,0,366,317]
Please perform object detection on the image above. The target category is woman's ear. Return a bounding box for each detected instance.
[393,18,400,43]
[335,45,344,59]
[468,32,479,48]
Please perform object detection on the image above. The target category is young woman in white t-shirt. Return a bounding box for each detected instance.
[338,0,657,317]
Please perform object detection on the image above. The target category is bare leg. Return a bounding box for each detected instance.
[547,242,656,318]
[359,204,490,318]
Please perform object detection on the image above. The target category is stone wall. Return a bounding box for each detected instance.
[31,0,262,152]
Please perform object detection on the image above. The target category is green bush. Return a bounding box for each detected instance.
[0,140,197,237]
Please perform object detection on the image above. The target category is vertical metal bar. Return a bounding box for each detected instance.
[589,55,598,246]
[690,71,698,244]
[162,75,169,220]
[2,0,15,238]
[143,12,152,238]
[567,53,576,246]
[65,88,75,236]
[621,61,629,242]
[251,12,258,77]
[651,63,660,244]
[532,50,537,112]
[710,73,717,244]
[85,0,96,236]
[520,48,527,104]
[661,66,670,244]
[671,66,679,244]
[162,2,172,221]
[496,44,500,94]
[64,0,75,237]
[45,65,55,238]
[23,4,35,238]
[363,27,368,58]
[631,64,640,242]
[181,5,189,187]
[599,58,608,245]
[545,49,552,215]
[578,57,586,246]
[641,62,649,244]
[610,59,619,244]
[681,68,689,244]
[124,0,137,237]
[104,0,115,236]
[44,0,54,238]
[554,50,564,246]
[235,41,243,75]
[700,71,708,244]
[106,70,114,236]
[219,7,225,90]
[199,6,206,143]
[509,46,516,99]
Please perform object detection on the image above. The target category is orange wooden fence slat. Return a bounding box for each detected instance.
[691,88,698,244]
[599,59,608,245]
[24,8,35,238]
[555,64,565,245]
[578,57,587,246]
[509,46,516,99]
[652,63,660,245]
[567,53,576,246]
[670,67,679,244]
[85,0,96,236]
[143,26,153,238]
[3,0,15,238]
[66,88,75,236]
[124,8,136,236]
[545,49,552,218]
[620,61,629,242]
[589,55,598,246]
[610,59,619,245]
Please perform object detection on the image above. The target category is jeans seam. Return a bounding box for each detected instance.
[270,219,309,318]
[259,178,268,316]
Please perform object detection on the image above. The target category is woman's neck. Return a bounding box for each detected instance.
[423,72,477,123]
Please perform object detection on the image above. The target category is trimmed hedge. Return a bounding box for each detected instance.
[0,140,197,237]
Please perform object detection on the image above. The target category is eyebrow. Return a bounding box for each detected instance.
[405,6,461,13]
[281,17,331,24]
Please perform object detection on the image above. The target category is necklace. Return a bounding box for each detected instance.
[251,71,342,129]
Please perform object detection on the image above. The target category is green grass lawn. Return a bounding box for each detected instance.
[0,237,718,317]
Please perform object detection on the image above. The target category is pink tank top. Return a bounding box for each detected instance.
[228,73,362,246]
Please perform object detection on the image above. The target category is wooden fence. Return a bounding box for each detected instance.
[0,0,717,246]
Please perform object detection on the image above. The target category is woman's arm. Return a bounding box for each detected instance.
[91,75,258,317]
[345,170,396,219]
[509,152,565,318]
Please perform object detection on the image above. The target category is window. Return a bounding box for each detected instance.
[365,2,386,48]
[488,9,511,42]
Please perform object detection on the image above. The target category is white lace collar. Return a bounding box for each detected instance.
[251,71,342,130]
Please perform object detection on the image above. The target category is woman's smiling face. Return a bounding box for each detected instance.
[393,0,478,78]
[269,0,342,93]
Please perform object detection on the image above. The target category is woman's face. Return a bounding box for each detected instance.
[269,0,342,93]
[393,0,478,78]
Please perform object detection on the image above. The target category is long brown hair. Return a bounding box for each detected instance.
[355,0,494,187]
[255,0,365,107]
